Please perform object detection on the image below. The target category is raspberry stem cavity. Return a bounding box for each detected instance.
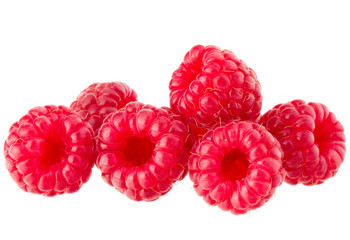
[221,149,249,182]
[42,137,65,166]
[124,137,155,166]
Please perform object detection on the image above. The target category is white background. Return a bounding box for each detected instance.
[0,1,349,239]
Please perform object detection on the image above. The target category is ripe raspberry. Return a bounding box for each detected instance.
[4,105,94,196]
[96,102,192,201]
[70,82,137,137]
[260,99,346,185]
[169,45,262,128]
[189,121,285,215]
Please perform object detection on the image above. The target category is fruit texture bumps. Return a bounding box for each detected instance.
[260,100,346,185]
[70,82,137,137]
[95,102,192,201]
[189,121,285,214]
[169,45,262,129]
[4,105,94,196]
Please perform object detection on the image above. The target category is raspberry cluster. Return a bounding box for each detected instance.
[169,44,345,214]
[4,44,345,215]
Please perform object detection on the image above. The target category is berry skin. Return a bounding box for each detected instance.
[260,99,346,185]
[70,82,137,137]
[96,102,193,202]
[189,121,285,215]
[4,105,94,196]
[169,45,262,128]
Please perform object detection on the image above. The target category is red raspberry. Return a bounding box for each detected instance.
[70,82,137,137]
[260,99,346,185]
[189,121,285,215]
[169,45,262,128]
[96,102,192,201]
[4,105,94,196]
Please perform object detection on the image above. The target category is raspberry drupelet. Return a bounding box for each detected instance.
[189,121,285,215]
[70,82,137,137]
[4,105,94,196]
[260,99,346,185]
[169,45,262,129]
[95,102,193,201]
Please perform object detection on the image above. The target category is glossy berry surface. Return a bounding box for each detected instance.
[260,99,346,185]
[169,45,262,128]
[189,121,285,215]
[96,102,192,201]
[4,105,94,196]
[70,82,137,137]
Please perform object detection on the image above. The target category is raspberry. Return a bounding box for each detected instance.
[260,99,346,185]
[70,82,137,137]
[189,121,285,215]
[95,102,192,201]
[169,45,262,128]
[4,105,94,196]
